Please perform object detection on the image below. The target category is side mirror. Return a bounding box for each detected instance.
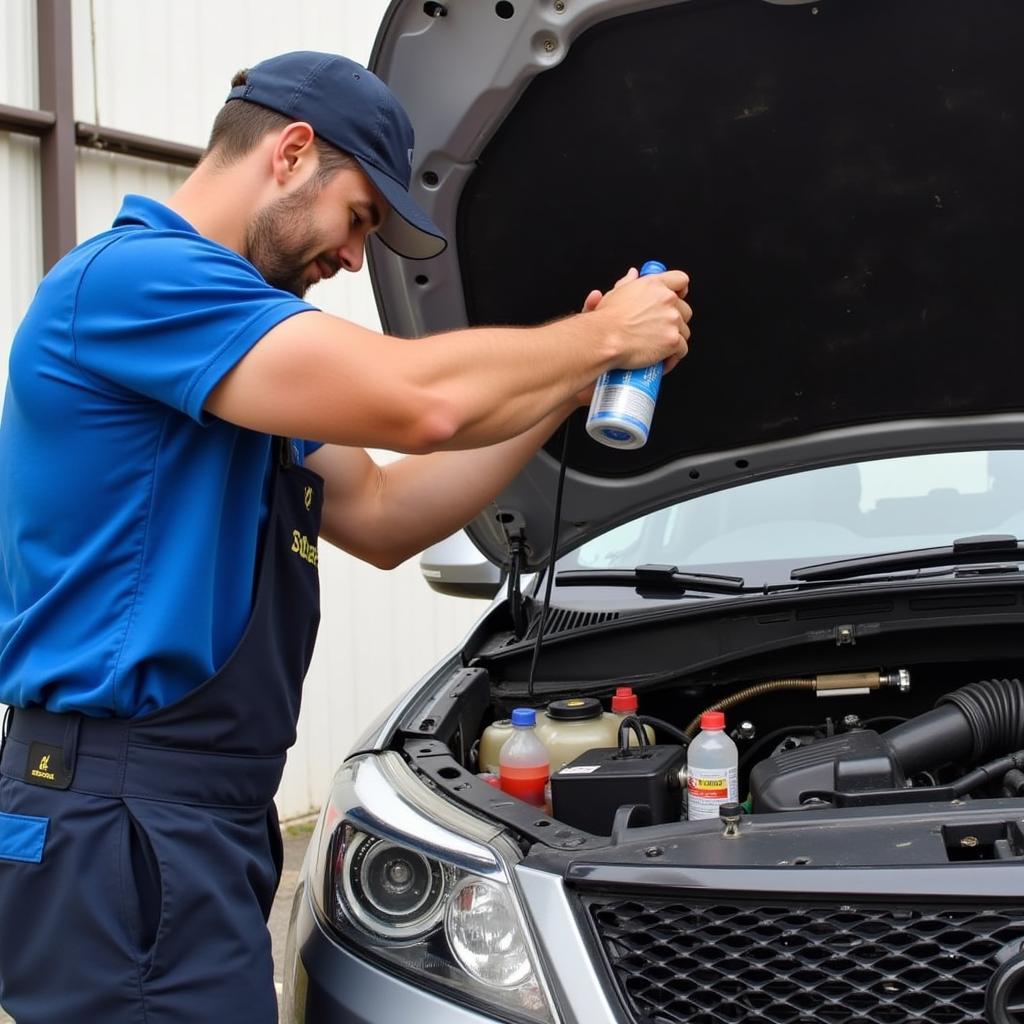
[419,532,505,600]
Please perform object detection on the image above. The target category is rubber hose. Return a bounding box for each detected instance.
[884,677,1024,779]
[882,704,975,777]
[639,714,690,748]
[950,749,1024,797]
[1002,768,1024,798]
[939,677,1024,761]
[617,715,649,753]
[683,678,816,738]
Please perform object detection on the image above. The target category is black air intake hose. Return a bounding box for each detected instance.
[884,677,1024,777]
[938,677,1024,761]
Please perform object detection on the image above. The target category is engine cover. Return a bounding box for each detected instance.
[750,730,906,813]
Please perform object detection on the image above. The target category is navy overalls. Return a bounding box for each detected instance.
[0,437,321,1022]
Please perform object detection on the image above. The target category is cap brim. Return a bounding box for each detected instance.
[358,162,447,261]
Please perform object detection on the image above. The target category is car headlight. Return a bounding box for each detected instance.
[343,831,451,938]
[307,752,559,1024]
[446,877,532,988]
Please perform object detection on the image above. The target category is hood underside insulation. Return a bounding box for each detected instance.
[457,0,1023,477]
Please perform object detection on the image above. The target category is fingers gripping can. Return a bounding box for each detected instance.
[586,259,668,450]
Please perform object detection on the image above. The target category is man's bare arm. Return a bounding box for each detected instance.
[306,400,577,569]
[205,271,690,453]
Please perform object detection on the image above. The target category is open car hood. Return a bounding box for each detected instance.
[368,0,1024,570]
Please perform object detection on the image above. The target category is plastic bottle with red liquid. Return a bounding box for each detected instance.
[498,708,550,807]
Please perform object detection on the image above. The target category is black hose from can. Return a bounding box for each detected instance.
[638,714,690,749]
[617,715,649,755]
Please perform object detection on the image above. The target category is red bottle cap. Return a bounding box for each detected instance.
[611,686,638,714]
[700,711,726,731]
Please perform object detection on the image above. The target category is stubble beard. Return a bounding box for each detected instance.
[246,178,323,298]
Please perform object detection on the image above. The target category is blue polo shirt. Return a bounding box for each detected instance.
[0,195,319,717]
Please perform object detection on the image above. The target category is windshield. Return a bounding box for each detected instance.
[568,450,1024,578]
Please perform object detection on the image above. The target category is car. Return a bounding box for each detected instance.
[282,1,1024,1022]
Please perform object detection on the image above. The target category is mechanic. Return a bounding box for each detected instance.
[0,51,691,1022]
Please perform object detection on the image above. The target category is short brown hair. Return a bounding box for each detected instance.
[204,68,356,183]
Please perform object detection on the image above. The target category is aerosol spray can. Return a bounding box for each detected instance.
[586,259,668,450]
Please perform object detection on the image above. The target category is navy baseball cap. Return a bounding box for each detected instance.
[226,51,446,260]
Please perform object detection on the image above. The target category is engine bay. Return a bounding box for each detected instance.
[396,582,1024,864]
[401,657,1024,861]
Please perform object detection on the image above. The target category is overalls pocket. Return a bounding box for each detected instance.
[123,804,165,963]
[0,810,48,863]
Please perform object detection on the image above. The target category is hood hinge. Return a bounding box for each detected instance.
[508,535,529,639]
[495,509,530,639]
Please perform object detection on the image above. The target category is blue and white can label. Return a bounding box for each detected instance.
[586,260,667,450]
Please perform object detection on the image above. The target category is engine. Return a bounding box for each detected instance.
[749,676,1024,812]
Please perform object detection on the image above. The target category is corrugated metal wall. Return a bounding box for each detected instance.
[1,0,485,819]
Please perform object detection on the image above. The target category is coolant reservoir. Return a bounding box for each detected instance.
[479,719,514,774]
[535,698,623,770]
[482,696,656,774]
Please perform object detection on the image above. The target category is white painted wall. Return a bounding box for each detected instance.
[1,0,486,819]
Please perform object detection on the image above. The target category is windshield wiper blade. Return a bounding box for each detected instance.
[556,564,748,596]
[791,534,1024,582]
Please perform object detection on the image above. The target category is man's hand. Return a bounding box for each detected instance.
[574,268,640,404]
[581,265,640,316]
[592,266,692,373]
[575,266,692,405]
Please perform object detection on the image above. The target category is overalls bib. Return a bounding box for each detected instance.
[0,437,322,1023]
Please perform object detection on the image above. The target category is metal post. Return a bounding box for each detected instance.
[36,0,76,271]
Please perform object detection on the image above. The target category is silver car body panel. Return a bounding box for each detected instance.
[514,866,620,1024]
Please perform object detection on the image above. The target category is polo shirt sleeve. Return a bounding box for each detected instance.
[71,231,316,423]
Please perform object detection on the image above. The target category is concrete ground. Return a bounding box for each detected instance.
[0,825,315,1024]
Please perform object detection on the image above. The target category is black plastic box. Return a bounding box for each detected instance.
[550,744,686,835]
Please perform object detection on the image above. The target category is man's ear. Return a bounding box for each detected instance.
[270,122,317,185]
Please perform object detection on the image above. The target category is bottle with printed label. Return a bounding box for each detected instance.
[685,711,738,820]
[499,708,550,807]
[586,259,668,450]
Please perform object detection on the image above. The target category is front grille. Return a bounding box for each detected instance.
[584,893,1024,1023]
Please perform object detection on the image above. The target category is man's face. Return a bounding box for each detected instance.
[245,165,387,297]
